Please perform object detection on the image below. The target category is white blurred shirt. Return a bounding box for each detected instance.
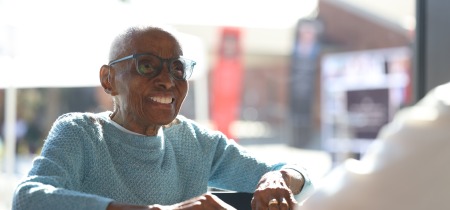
[299,82,450,210]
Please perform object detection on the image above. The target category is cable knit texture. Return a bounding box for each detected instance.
[13,111,312,210]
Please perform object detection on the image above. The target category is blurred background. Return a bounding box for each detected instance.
[3,0,450,209]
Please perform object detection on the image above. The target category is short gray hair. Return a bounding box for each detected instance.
[108,25,181,62]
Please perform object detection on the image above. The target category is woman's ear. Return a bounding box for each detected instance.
[100,65,115,95]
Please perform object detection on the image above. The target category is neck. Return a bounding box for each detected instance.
[110,112,161,136]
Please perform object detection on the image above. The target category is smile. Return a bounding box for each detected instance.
[150,96,174,104]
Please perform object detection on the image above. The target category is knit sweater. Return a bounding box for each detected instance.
[13,111,312,210]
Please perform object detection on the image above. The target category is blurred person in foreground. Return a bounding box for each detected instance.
[12,25,313,210]
[299,81,450,210]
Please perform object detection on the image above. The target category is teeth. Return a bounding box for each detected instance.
[150,96,173,104]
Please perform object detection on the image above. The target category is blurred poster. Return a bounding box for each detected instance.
[346,89,389,139]
[210,27,243,140]
[320,47,412,162]
[289,19,322,148]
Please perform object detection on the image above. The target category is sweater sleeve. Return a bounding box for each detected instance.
[207,135,271,192]
[201,127,314,199]
[12,114,113,210]
[281,164,315,202]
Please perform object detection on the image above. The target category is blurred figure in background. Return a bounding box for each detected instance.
[289,19,322,149]
[0,117,28,154]
[299,81,450,210]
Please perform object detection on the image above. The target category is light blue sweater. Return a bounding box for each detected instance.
[13,111,312,210]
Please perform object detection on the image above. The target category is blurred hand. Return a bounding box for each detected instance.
[153,193,236,210]
[251,171,298,210]
[108,193,235,210]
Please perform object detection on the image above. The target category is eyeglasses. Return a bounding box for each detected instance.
[108,52,196,80]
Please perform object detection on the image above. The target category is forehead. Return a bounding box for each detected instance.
[129,30,182,57]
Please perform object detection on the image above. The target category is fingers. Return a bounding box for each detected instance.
[266,198,290,210]
[173,193,236,210]
[252,188,298,210]
[252,196,297,210]
[252,170,300,210]
[279,198,290,210]
[268,198,279,210]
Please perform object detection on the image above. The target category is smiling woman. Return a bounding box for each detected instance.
[2,0,428,210]
[11,25,314,210]
[0,0,208,178]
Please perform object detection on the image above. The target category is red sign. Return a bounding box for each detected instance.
[210,27,243,140]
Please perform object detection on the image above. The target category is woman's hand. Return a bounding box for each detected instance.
[251,170,299,210]
[108,193,235,210]
[165,193,236,210]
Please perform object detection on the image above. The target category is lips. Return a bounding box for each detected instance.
[150,96,174,104]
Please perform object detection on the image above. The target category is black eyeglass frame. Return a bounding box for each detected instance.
[108,52,196,80]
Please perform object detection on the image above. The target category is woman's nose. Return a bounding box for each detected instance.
[154,65,175,89]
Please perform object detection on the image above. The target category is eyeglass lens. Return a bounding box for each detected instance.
[136,54,189,80]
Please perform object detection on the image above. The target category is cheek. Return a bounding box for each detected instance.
[128,91,143,110]
[128,82,146,110]
[176,82,189,108]
[119,76,143,111]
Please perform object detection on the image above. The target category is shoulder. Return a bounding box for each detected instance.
[424,82,450,113]
[383,82,450,131]
[168,115,225,138]
[44,112,113,146]
[49,111,112,135]
[54,111,111,125]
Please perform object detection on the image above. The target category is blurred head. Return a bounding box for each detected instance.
[100,26,195,135]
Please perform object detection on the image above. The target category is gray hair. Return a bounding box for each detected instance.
[108,25,182,62]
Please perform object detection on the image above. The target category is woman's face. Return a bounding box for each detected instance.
[111,30,188,132]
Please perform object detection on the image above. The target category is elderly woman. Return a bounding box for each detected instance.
[13,25,313,210]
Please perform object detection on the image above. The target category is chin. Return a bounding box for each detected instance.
[158,115,178,126]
